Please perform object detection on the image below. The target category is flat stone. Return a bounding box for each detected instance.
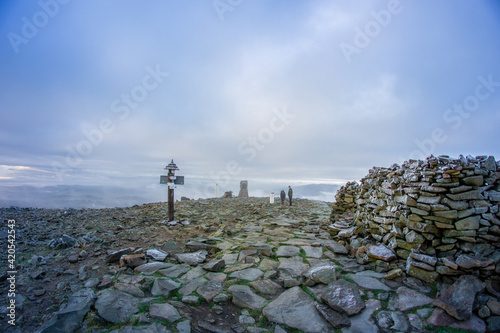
[228,285,267,311]
[455,215,480,230]
[114,283,145,298]
[263,286,334,333]
[447,190,484,201]
[315,302,350,328]
[324,241,349,254]
[278,257,309,278]
[95,289,139,323]
[175,250,208,265]
[259,258,278,271]
[342,299,381,333]
[366,244,396,262]
[149,303,181,323]
[159,264,191,278]
[301,245,323,258]
[349,273,391,291]
[241,225,263,233]
[151,278,182,296]
[456,254,494,269]
[178,276,208,296]
[117,323,171,333]
[321,279,365,316]
[203,259,226,272]
[196,280,223,302]
[146,249,169,261]
[229,268,263,281]
[433,275,485,320]
[303,264,338,285]
[250,279,284,296]
[463,175,484,186]
[134,262,174,275]
[396,286,432,311]
[427,308,486,332]
[276,245,301,257]
[376,310,411,332]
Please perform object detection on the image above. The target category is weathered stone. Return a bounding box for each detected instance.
[433,275,485,320]
[366,244,396,262]
[229,268,263,281]
[35,289,96,333]
[455,215,480,230]
[406,265,439,283]
[159,264,191,278]
[263,286,334,333]
[203,259,225,272]
[196,280,223,302]
[314,302,350,328]
[463,175,484,186]
[250,279,284,296]
[446,190,484,201]
[395,286,432,311]
[322,279,365,316]
[301,245,323,258]
[277,257,309,278]
[151,278,181,296]
[303,264,338,285]
[228,285,267,311]
[149,303,181,323]
[135,262,173,275]
[95,289,139,323]
[106,248,133,263]
[146,249,168,261]
[276,245,301,257]
[175,250,208,265]
[456,254,494,269]
[427,308,486,332]
[349,272,391,291]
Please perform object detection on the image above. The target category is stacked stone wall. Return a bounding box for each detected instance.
[332,155,500,281]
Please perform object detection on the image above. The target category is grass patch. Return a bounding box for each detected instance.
[301,285,319,302]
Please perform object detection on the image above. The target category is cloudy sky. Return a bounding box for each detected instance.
[1,0,500,201]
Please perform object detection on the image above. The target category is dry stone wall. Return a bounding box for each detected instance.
[332,155,500,281]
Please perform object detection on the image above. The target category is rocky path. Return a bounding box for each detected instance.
[1,198,498,332]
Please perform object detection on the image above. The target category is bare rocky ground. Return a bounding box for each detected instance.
[0,197,499,333]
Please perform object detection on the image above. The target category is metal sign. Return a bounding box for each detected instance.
[160,175,169,184]
[174,176,184,185]
[160,175,184,185]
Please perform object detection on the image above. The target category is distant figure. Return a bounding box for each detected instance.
[288,186,293,206]
[280,190,286,205]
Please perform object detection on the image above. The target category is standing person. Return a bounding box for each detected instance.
[288,186,293,206]
[280,190,286,205]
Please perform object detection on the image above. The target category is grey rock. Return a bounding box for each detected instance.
[341,299,381,333]
[177,319,191,333]
[116,322,171,333]
[349,272,391,291]
[106,247,133,263]
[115,283,145,298]
[301,245,323,258]
[487,316,500,333]
[203,259,226,272]
[95,289,139,323]
[278,257,309,278]
[427,308,486,332]
[196,280,223,302]
[228,285,267,311]
[175,250,208,265]
[433,275,485,320]
[159,264,191,278]
[35,289,96,333]
[324,241,349,254]
[151,278,182,296]
[276,245,301,257]
[178,277,207,296]
[303,264,338,285]
[146,249,169,261]
[229,268,263,281]
[263,286,334,333]
[134,262,174,275]
[49,234,77,250]
[315,302,350,328]
[149,303,181,323]
[396,286,432,311]
[250,279,284,296]
[322,279,365,316]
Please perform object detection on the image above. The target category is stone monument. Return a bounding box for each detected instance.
[238,180,249,198]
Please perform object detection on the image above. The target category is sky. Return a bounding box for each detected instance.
[1,0,500,202]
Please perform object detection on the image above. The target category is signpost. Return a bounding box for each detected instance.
[160,160,184,221]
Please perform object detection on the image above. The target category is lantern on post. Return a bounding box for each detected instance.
[160,159,182,221]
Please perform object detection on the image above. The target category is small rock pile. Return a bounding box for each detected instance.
[330,155,500,283]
